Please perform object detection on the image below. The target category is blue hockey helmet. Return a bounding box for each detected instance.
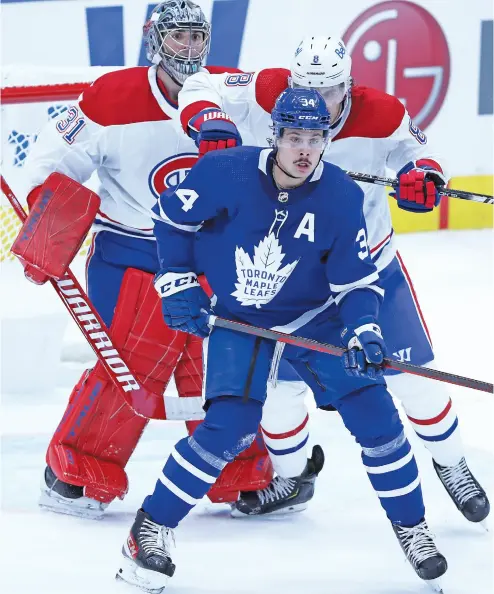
[271,88,331,146]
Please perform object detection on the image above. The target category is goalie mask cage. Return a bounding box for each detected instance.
[1,65,120,264]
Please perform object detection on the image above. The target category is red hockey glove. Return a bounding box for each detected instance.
[188,108,242,158]
[394,160,446,213]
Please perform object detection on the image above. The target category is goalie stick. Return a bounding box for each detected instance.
[345,171,494,205]
[209,316,494,394]
[1,175,205,421]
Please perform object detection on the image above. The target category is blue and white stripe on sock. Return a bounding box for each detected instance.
[362,431,424,526]
[143,435,226,528]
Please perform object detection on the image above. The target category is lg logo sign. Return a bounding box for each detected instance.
[343,1,450,129]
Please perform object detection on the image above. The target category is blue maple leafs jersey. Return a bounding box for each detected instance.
[153,146,383,331]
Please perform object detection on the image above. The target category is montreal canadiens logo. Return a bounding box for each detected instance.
[148,153,198,198]
[343,1,450,129]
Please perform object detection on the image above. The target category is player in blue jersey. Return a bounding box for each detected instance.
[115,89,447,593]
[180,36,489,526]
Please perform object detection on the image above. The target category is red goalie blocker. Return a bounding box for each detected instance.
[11,172,100,283]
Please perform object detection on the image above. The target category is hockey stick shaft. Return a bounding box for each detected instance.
[345,171,494,205]
[209,316,493,394]
[1,175,205,421]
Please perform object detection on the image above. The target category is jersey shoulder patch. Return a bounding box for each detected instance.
[335,86,405,140]
[79,67,169,126]
[255,68,290,114]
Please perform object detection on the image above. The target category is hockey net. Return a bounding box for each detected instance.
[1,65,120,263]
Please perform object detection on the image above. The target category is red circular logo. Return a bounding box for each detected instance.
[343,1,450,129]
[149,153,198,198]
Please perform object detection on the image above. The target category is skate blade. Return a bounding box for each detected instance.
[426,577,444,593]
[479,518,490,532]
[39,490,106,520]
[116,554,169,593]
[230,502,308,518]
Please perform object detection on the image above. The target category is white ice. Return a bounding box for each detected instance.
[1,229,493,594]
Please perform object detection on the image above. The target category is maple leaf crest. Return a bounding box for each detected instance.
[231,233,298,308]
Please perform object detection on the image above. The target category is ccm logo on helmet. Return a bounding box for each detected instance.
[148,153,198,199]
[298,115,319,120]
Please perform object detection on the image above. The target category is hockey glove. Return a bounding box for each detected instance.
[155,267,212,338]
[393,160,446,213]
[340,316,387,380]
[188,108,242,158]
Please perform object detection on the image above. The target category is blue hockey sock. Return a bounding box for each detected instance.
[362,431,424,527]
[143,397,262,527]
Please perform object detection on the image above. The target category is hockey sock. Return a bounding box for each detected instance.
[387,367,464,467]
[362,432,424,527]
[336,384,425,527]
[262,380,309,478]
[143,397,263,527]
[261,415,309,478]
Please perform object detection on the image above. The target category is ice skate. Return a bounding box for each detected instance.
[433,457,490,523]
[232,444,324,517]
[39,466,107,520]
[116,509,175,593]
[393,518,447,591]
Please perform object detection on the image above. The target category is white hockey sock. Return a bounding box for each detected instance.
[386,364,464,467]
[262,381,309,478]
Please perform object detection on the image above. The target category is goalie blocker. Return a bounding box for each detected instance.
[11,172,100,284]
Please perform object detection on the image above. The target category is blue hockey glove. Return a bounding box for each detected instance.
[393,160,447,213]
[188,108,242,158]
[340,316,387,380]
[154,267,211,338]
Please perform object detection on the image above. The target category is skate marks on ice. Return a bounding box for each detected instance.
[2,411,491,594]
[1,230,493,594]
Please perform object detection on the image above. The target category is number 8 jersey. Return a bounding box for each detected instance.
[178,68,448,272]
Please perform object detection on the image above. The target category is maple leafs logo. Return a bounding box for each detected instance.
[232,233,299,308]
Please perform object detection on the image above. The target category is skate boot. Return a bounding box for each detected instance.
[116,509,176,593]
[433,457,490,523]
[232,444,325,517]
[39,466,107,519]
[393,518,447,591]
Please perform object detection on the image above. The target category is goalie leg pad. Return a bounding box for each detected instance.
[47,268,188,503]
[207,425,273,503]
[174,333,204,435]
[11,173,100,280]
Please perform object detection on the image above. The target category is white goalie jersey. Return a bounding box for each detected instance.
[179,68,449,271]
[22,64,240,240]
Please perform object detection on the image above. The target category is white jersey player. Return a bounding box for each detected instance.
[177,35,490,522]
[14,0,273,519]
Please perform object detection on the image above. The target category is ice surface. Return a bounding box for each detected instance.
[1,230,493,594]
